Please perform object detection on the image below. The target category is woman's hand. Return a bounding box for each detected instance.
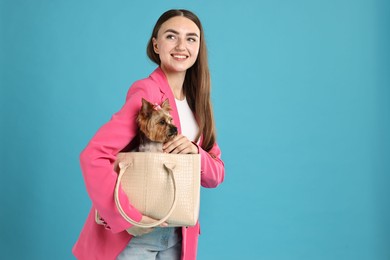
[163,134,198,154]
[126,215,168,237]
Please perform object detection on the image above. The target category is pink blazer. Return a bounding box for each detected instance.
[73,67,225,260]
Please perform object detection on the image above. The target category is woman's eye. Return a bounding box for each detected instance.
[188,37,196,42]
[166,34,175,40]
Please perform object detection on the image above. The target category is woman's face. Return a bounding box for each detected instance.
[153,16,200,74]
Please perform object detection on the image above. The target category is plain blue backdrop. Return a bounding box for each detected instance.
[1,0,389,259]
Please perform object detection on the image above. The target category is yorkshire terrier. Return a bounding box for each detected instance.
[136,98,178,152]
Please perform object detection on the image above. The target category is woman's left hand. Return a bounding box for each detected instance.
[163,134,198,154]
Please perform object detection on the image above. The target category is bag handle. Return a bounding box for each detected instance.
[114,162,177,228]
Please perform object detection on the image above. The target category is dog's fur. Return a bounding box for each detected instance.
[137,98,178,152]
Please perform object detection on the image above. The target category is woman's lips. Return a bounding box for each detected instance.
[171,54,188,60]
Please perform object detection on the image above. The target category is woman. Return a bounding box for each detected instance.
[73,9,224,260]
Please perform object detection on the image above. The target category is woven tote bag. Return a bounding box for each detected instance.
[113,152,201,228]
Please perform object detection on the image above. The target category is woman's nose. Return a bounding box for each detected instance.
[175,38,185,50]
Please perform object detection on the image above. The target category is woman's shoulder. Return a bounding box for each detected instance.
[126,68,166,101]
[127,74,157,94]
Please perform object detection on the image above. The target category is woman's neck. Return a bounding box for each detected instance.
[161,67,186,100]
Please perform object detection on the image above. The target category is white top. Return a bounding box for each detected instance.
[175,98,199,143]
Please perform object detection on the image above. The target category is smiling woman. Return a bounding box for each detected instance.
[72,9,224,260]
[147,10,215,152]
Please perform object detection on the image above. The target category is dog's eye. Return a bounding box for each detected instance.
[159,120,166,125]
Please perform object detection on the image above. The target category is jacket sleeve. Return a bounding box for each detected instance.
[79,83,151,233]
[198,142,225,188]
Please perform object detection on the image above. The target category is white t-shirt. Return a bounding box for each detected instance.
[175,98,199,143]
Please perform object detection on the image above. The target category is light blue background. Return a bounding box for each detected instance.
[1,0,389,259]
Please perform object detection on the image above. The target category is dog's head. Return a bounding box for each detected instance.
[137,98,178,143]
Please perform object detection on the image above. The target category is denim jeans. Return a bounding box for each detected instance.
[117,227,182,260]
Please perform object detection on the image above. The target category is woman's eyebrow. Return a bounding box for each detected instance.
[163,29,199,37]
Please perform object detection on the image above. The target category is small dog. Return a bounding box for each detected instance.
[136,98,178,152]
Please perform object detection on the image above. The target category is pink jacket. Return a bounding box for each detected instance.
[73,67,225,260]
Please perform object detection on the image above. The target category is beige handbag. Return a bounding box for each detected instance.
[113,152,201,228]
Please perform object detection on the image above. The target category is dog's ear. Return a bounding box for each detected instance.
[140,98,153,118]
[161,98,171,110]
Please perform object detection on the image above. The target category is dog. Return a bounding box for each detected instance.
[136,98,178,152]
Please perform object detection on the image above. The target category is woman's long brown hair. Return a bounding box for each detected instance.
[147,9,216,152]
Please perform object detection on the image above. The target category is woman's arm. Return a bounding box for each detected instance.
[198,142,225,188]
[163,136,225,188]
[79,83,150,233]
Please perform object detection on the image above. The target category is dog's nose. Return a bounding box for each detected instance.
[170,126,178,136]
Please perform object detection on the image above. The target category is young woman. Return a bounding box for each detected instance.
[73,9,225,260]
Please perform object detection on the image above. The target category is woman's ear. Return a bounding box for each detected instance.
[152,38,159,54]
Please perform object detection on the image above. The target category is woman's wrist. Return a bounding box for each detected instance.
[191,141,200,154]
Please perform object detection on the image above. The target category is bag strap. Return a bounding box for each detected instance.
[114,162,177,228]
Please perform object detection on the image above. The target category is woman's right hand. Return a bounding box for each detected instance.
[126,215,168,237]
